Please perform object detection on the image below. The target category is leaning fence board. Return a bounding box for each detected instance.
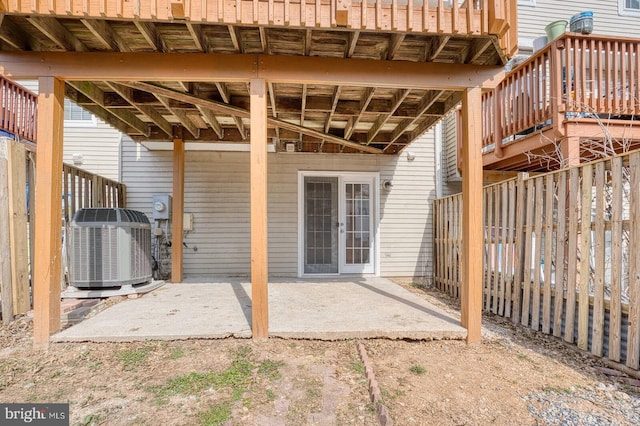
[578,164,593,351]
[521,179,535,327]
[565,167,580,344]
[512,173,527,323]
[531,177,544,331]
[592,161,606,357]
[7,140,29,316]
[553,170,567,338]
[0,141,13,324]
[627,153,640,369]
[542,173,554,334]
[609,156,623,362]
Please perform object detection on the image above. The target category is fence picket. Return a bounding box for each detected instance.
[521,179,535,326]
[565,167,580,343]
[578,164,593,351]
[609,157,623,361]
[542,173,554,334]
[627,153,640,369]
[492,186,500,314]
[553,171,567,337]
[485,187,493,311]
[499,182,509,316]
[512,173,527,323]
[592,161,606,356]
[531,177,544,331]
[505,179,516,318]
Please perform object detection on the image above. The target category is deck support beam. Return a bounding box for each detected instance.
[171,130,185,283]
[250,78,269,339]
[33,76,65,346]
[460,86,484,344]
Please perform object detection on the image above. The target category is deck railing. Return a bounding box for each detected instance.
[1,0,517,52]
[0,76,37,143]
[482,33,640,157]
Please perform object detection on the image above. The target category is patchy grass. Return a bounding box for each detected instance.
[169,347,185,360]
[198,403,231,426]
[409,365,426,375]
[117,346,153,370]
[350,361,365,375]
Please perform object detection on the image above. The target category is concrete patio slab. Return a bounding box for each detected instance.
[51,277,466,342]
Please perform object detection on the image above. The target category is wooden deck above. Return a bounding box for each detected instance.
[480,33,640,171]
[0,0,515,154]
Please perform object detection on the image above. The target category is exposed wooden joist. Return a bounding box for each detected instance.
[106,82,173,137]
[123,81,380,153]
[81,19,131,52]
[67,81,150,136]
[346,30,360,58]
[27,16,88,52]
[233,116,248,140]
[429,35,451,61]
[268,82,277,118]
[258,26,267,53]
[196,105,224,139]
[155,94,200,138]
[305,29,312,56]
[410,92,461,140]
[64,85,135,134]
[133,21,164,52]
[186,23,205,51]
[388,90,444,145]
[466,38,493,64]
[0,14,28,50]
[324,85,342,132]
[387,34,405,60]
[215,82,231,103]
[367,88,410,143]
[345,87,375,140]
[0,52,504,89]
[228,25,241,52]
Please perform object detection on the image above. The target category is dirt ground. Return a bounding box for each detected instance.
[1,282,639,426]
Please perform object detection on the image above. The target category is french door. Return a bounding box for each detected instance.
[300,173,376,275]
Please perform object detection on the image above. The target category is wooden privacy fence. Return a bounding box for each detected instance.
[434,150,640,370]
[0,142,126,323]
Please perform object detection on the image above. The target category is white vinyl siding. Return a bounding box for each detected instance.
[16,80,121,181]
[121,131,438,279]
[518,0,640,49]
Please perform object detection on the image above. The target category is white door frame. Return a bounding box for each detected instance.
[297,171,380,277]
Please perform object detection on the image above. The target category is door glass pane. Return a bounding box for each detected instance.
[344,183,371,266]
[304,177,338,274]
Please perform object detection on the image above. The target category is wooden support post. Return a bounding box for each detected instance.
[561,135,581,167]
[33,77,65,345]
[250,78,269,339]
[460,86,483,344]
[171,130,185,284]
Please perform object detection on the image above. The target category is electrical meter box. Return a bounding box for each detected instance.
[152,194,172,220]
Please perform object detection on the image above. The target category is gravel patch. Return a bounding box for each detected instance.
[525,383,640,425]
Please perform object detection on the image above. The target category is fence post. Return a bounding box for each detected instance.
[511,172,528,323]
